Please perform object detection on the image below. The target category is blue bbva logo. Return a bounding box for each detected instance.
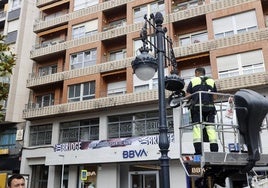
[123,149,148,159]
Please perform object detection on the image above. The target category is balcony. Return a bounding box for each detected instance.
[169,0,255,22]
[27,28,268,87]
[22,72,268,119]
[26,72,64,88]
[22,90,159,120]
[30,22,142,59]
[34,13,69,32]
[216,72,268,92]
[103,19,126,31]
[26,58,131,88]
[30,40,66,60]
[172,0,205,13]
[36,0,61,7]
[174,28,268,57]
[34,0,132,32]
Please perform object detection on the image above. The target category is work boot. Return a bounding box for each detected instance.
[194,142,202,155]
[210,143,218,152]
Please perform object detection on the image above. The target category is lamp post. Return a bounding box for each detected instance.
[132,12,184,188]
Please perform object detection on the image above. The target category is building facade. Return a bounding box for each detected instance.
[0,0,36,176]
[17,0,268,187]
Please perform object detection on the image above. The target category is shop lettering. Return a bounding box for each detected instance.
[122,149,147,159]
[191,167,201,175]
[87,171,96,176]
[54,142,81,152]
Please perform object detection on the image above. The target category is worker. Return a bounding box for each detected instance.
[186,67,218,155]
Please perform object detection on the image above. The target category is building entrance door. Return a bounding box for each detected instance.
[129,171,159,188]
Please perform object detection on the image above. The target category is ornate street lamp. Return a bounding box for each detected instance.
[132,12,184,188]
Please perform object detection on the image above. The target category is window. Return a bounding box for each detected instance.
[133,68,170,92]
[72,20,98,39]
[74,0,98,11]
[11,0,21,10]
[108,110,173,138]
[133,1,165,23]
[5,31,17,44]
[60,119,99,143]
[0,129,16,149]
[68,81,95,102]
[29,124,52,146]
[38,65,57,76]
[36,94,54,108]
[179,31,208,46]
[217,50,265,78]
[70,49,97,70]
[213,10,258,39]
[31,165,48,188]
[107,81,126,96]
[181,66,212,85]
[109,50,126,61]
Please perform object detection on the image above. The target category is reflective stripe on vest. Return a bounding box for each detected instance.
[191,77,215,88]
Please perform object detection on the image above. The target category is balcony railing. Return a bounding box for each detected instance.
[31,0,257,60]
[26,72,64,88]
[23,90,159,119]
[172,0,205,13]
[169,0,256,22]
[34,0,133,32]
[103,19,126,31]
[23,72,268,119]
[27,28,268,87]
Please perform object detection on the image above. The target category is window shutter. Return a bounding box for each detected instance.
[217,54,238,71]
[240,50,263,66]
[213,16,233,34]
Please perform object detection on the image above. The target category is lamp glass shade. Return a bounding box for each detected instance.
[134,64,156,81]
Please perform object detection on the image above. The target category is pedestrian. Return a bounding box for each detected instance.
[186,67,218,155]
[7,174,25,188]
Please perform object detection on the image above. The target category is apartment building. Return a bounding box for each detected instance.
[0,0,36,176]
[19,0,268,187]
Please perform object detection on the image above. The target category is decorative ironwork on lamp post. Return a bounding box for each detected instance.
[131,12,185,188]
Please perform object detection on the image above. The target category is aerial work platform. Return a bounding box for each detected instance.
[176,90,268,187]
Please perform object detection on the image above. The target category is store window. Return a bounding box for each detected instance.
[0,129,16,149]
[30,124,52,146]
[72,20,98,39]
[70,49,97,70]
[213,10,258,39]
[133,1,165,23]
[108,110,173,139]
[60,119,99,143]
[217,50,265,78]
[31,165,48,188]
[80,165,97,188]
[68,81,96,102]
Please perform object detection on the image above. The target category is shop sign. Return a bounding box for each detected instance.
[122,149,147,159]
[190,165,202,176]
[0,148,9,155]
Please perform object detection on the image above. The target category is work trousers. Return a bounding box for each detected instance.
[191,106,218,154]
